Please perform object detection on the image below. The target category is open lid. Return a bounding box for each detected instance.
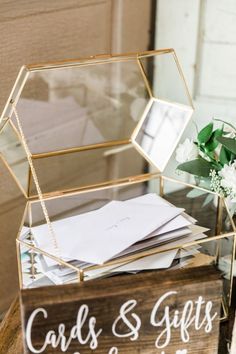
[0,49,193,199]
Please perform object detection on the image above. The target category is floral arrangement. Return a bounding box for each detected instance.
[176,119,236,211]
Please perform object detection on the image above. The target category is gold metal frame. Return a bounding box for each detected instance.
[17,174,236,320]
[0,49,235,321]
[0,48,193,199]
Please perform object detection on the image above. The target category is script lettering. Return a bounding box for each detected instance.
[24,291,218,353]
[112,299,141,341]
[25,306,102,353]
[150,292,218,349]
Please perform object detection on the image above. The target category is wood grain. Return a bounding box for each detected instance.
[0,0,112,114]
[0,1,106,21]
[0,297,22,354]
[2,275,235,354]
[20,266,222,353]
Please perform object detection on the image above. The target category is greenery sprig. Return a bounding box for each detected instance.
[177,119,236,178]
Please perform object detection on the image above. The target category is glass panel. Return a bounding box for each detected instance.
[218,204,236,312]
[162,177,236,313]
[0,121,29,193]
[26,181,149,226]
[0,51,195,197]
[0,118,8,133]
[20,177,234,301]
[133,99,193,172]
[163,178,218,236]
[139,51,193,107]
[21,181,150,288]
[29,143,147,196]
[13,60,150,154]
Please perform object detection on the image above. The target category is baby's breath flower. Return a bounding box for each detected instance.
[210,165,236,201]
[210,170,225,197]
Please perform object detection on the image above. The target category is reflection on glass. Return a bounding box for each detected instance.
[29,143,146,196]
[134,99,193,172]
[0,50,194,198]
[26,181,149,226]
[0,121,29,193]
[139,52,192,107]
[13,60,149,154]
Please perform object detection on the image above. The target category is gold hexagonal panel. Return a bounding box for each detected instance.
[0,49,193,199]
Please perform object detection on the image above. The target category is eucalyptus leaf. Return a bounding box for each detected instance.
[217,136,236,154]
[202,194,214,207]
[205,128,223,151]
[219,146,231,166]
[186,189,208,198]
[197,122,213,144]
[177,158,213,177]
[196,177,212,189]
[231,153,236,162]
[203,148,215,160]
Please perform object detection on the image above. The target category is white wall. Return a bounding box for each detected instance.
[155,0,236,180]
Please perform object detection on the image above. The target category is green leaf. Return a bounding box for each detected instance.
[197,122,213,144]
[196,177,212,189]
[177,158,214,177]
[202,194,214,207]
[217,136,236,154]
[219,146,231,165]
[230,153,236,164]
[202,149,216,162]
[205,128,223,151]
[186,189,208,198]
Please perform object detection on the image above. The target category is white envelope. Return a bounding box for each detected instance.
[125,193,192,239]
[32,199,184,266]
[108,249,178,273]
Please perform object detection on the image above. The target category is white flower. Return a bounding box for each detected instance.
[176,138,199,163]
[219,161,236,195]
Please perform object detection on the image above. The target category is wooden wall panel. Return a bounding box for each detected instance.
[0,0,112,114]
[0,158,26,315]
[0,0,152,314]
[111,0,152,52]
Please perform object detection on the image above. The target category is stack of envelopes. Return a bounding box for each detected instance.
[20,193,209,287]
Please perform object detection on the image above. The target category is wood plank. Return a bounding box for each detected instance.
[20,266,222,353]
[0,0,107,21]
[0,0,112,115]
[111,0,152,53]
[2,278,235,354]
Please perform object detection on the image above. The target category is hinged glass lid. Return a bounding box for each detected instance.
[0,49,193,199]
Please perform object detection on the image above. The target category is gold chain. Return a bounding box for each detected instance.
[12,104,60,258]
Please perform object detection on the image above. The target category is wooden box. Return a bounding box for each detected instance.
[20,266,222,354]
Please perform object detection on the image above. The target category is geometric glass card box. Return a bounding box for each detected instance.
[0,49,193,198]
[0,49,235,320]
